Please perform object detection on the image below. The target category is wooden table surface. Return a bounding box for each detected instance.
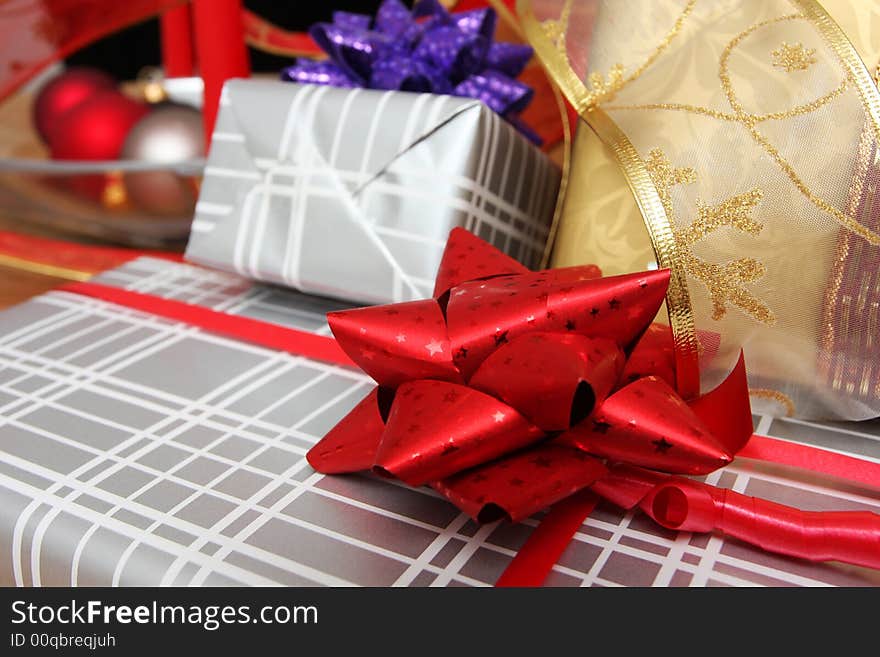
[0,217,72,310]
[0,264,66,309]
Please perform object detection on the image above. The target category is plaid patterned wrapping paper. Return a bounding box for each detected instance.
[1,257,879,587]
[185,80,560,305]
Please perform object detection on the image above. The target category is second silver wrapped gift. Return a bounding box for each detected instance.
[185,79,560,304]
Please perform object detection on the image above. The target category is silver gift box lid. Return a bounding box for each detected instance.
[186,79,559,305]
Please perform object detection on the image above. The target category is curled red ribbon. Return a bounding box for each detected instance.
[307,228,880,571]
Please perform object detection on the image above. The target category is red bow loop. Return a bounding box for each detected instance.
[328,299,462,387]
[432,227,531,298]
[558,375,733,475]
[375,380,544,486]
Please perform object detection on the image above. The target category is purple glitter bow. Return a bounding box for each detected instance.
[281,0,539,143]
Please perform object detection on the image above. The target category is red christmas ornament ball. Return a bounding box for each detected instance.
[32,67,115,143]
[47,89,150,161]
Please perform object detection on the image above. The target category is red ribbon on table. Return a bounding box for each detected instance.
[308,228,880,573]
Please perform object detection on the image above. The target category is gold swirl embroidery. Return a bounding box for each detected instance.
[645,149,774,324]
[607,13,880,250]
[720,15,880,245]
[771,41,817,72]
[607,79,848,123]
[536,0,696,107]
[621,0,697,89]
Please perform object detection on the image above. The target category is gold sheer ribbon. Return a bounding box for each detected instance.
[518,0,880,419]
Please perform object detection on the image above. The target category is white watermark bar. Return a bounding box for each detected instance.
[10,599,316,631]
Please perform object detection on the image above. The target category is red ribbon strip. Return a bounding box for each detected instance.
[495,489,599,587]
[192,0,251,145]
[59,281,354,368]
[741,435,880,492]
[160,4,195,78]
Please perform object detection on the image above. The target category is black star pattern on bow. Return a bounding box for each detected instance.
[530,456,553,468]
[565,319,577,331]
[590,307,600,317]
[652,437,674,453]
[608,298,621,310]
[455,346,469,359]
[493,330,509,346]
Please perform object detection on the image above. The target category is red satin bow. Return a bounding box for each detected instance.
[307,228,754,523]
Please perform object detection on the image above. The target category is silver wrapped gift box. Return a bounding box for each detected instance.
[1,257,878,587]
[185,79,560,305]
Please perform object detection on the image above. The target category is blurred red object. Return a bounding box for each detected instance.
[160,4,194,77]
[192,0,249,146]
[0,0,187,102]
[240,10,322,58]
[31,66,114,140]
[47,89,148,159]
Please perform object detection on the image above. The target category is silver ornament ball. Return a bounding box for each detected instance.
[120,103,203,217]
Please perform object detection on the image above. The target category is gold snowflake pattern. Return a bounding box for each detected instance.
[771,42,817,73]
[645,149,774,325]
[540,0,572,54]
[587,64,626,105]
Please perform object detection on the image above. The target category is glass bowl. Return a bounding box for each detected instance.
[0,76,204,248]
